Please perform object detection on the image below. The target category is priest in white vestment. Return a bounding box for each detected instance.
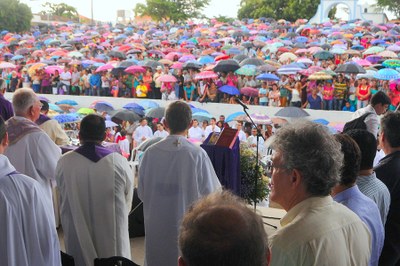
[4,89,61,213]
[138,101,221,266]
[133,118,153,146]
[153,123,169,138]
[188,119,204,141]
[0,117,61,266]
[56,114,133,266]
[203,117,221,138]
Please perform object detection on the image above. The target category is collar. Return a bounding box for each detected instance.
[74,142,113,163]
[332,185,361,203]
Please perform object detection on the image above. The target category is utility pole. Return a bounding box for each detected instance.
[91,0,94,25]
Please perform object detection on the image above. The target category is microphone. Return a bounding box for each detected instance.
[235,97,249,110]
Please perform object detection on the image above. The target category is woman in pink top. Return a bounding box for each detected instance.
[322,80,334,110]
[226,71,238,87]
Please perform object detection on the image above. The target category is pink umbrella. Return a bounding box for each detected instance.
[165,52,181,61]
[45,65,64,75]
[353,59,372,66]
[194,71,218,80]
[32,50,45,57]
[0,61,16,69]
[157,74,177,83]
[295,49,308,54]
[170,62,183,69]
[95,64,114,73]
[240,87,259,97]
[125,65,146,74]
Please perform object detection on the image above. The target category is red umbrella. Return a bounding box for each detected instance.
[157,74,177,83]
[125,65,146,74]
[194,71,218,80]
[241,87,259,97]
[215,54,230,61]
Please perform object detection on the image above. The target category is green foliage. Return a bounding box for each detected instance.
[328,6,337,20]
[212,15,235,23]
[240,143,270,205]
[134,0,210,21]
[0,0,32,32]
[376,0,400,19]
[238,0,320,21]
[42,2,79,19]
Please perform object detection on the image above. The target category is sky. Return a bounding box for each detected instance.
[24,0,242,22]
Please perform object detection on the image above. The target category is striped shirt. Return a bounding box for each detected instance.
[357,172,391,225]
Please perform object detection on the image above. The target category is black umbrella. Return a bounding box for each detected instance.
[320,43,331,50]
[182,61,202,70]
[143,60,163,70]
[111,109,141,122]
[145,107,166,119]
[108,50,126,59]
[241,42,253,49]
[275,107,310,118]
[240,58,265,67]
[213,59,240,73]
[117,60,137,68]
[335,63,366,74]
[257,64,277,72]
[233,54,248,63]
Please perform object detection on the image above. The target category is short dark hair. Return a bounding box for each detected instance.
[346,129,377,170]
[40,100,49,111]
[165,101,192,134]
[79,114,106,143]
[210,117,216,122]
[179,191,269,266]
[0,116,6,142]
[371,91,391,106]
[334,134,361,186]
[381,112,400,148]
[120,129,127,137]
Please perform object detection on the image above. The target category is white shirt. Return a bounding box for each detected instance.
[352,105,379,138]
[60,71,72,85]
[188,126,204,140]
[204,124,221,139]
[138,135,221,266]
[118,138,130,154]
[154,130,169,138]
[0,155,61,266]
[56,150,133,266]
[238,130,247,141]
[247,135,265,153]
[133,125,153,145]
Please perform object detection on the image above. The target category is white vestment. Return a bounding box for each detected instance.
[5,118,61,211]
[153,130,169,138]
[238,130,247,141]
[203,125,221,138]
[188,126,204,140]
[138,135,221,266]
[247,135,265,154]
[56,149,133,266]
[133,125,153,145]
[0,155,61,266]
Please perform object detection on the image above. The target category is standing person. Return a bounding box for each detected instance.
[153,66,163,99]
[203,117,221,138]
[333,74,348,110]
[332,134,384,266]
[100,72,110,96]
[70,66,81,95]
[133,118,153,146]
[188,119,203,141]
[374,112,400,265]
[0,117,61,266]
[322,80,334,110]
[351,91,391,138]
[89,71,101,96]
[138,101,221,266]
[0,78,13,121]
[356,78,371,109]
[59,66,71,94]
[302,87,323,110]
[288,78,302,107]
[153,122,169,138]
[56,114,133,266]
[268,83,280,107]
[258,81,269,106]
[5,88,61,217]
[268,121,371,265]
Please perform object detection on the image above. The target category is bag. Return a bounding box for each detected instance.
[343,112,373,132]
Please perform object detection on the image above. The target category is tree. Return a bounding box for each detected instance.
[376,0,400,19]
[134,0,210,21]
[238,0,320,21]
[42,2,79,20]
[212,15,235,23]
[0,0,32,32]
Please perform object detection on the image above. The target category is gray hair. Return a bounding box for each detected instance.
[271,121,343,196]
[12,88,38,116]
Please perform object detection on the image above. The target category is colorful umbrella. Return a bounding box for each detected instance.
[138,100,159,109]
[275,107,310,118]
[56,99,78,106]
[94,102,114,112]
[125,65,146,74]
[308,71,333,80]
[194,71,218,80]
[373,68,400,80]
[313,51,334,60]
[382,59,400,68]
[256,73,280,81]
[235,65,257,76]
[335,63,366,74]
[225,112,246,122]
[45,65,64,75]
[0,61,16,69]
[218,85,240,95]
[157,75,177,83]
[241,87,259,97]
[77,108,95,115]
[248,113,272,125]
[53,114,80,124]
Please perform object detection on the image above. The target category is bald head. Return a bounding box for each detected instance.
[179,191,269,266]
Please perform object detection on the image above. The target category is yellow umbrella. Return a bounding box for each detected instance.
[308,71,333,80]
[264,60,282,68]
[279,52,298,63]
[28,63,47,77]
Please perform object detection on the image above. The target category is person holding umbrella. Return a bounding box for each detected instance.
[356,78,371,110]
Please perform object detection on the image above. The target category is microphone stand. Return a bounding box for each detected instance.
[241,105,265,211]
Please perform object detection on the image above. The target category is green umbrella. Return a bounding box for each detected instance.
[77,107,95,115]
[235,65,257,76]
[221,44,233,50]
[363,46,385,55]
[382,59,400,68]
[314,51,334,60]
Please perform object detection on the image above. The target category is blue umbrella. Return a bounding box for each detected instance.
[192,112,213,122]
[226,111,245,122]
[49,103,62,112]
[295,36,308,43]
[123,102,145,110]
[218,85,240,95]
[373,68,400,80]
[11,55,24,60]
[138,100,159,109]
[191,107,209,114]
[313,118,330,125]
[94,102,114,112]
[227,48,242,55]
[198,56,215,64]
[53,114,80,124]
[351,45,365,50]
[256,73,280,81]
[56,99,78,106]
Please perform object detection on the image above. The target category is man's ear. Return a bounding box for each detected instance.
[163,120,169,130]
[291,169,303,188]
[2,132,9,147]
[178,256,186,266]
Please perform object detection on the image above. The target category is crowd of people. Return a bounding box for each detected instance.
[1,17,400,266]
[1,18,400,113]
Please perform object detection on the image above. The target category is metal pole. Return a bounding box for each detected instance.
[91,0,94,25]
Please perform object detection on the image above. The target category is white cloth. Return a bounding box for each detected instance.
[138,135,221,266]
[247,135,265,153]
[352,105,379,138]
[133,125,153,145]
[153,130,169,138]
[60,71,71,85]
[0,155,61,266]
[40,120,70,145]
[203,125,221,138]
[238,130,247,141]
[373,149,386,168]
[118,138,130,154]
[188,126,204,141]
[56,151,133,266]
[4,123,61,212]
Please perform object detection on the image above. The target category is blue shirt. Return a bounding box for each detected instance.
[334,185,384,266]
[307,94,322,110]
